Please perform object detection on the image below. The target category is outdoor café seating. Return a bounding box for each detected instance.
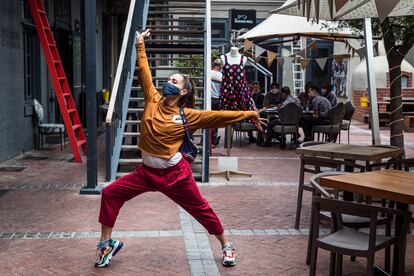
[308,196,411,276]
[294,144,366,229]
[312,102,346,143]
[271,102,302,148]
[308,172,393,271]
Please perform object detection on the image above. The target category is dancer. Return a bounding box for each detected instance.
[95,29,266,268]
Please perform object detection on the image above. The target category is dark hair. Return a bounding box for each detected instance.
[270,82,279,89]
[178,73,194,108]
[252,81,259,85]
[304,81,313,94]
[281,86,291,95]
[309,84,321,95]
[321,82,332,92]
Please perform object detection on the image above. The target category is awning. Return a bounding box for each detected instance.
[273,0,414,22]
[237,14,355,43]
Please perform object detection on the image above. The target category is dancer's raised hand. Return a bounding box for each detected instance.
[135,29,151,44]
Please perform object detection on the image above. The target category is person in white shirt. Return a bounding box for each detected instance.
[211,59,223,145]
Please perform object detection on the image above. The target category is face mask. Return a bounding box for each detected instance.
[163,82,181,97]
[321,89,327,94]
[271,88,279,94]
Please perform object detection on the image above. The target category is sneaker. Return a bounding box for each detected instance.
[95,239,124,268]
[222,243,237,267]
[213,135,221,146]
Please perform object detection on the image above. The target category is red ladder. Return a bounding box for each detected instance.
[28,0,86,163]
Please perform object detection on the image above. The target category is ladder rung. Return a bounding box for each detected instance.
[43,26,50,30]
[63,93,71,97]
[73,124,82,130]
[53,60,60,63]
[68,108,76,114]
[77,140,86,147]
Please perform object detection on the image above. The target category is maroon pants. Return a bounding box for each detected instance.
[99,157,224,235]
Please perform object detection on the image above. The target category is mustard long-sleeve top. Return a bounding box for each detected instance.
[136,42,258,159]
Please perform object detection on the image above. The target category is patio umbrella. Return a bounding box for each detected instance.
[236,14,355,43]
[272,0,414,145]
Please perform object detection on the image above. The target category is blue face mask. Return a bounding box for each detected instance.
[163,82,181,97]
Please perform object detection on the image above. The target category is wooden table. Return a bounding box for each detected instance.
[296,143,403,163]
[321,170,414,275]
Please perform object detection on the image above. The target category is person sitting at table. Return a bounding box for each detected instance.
[264,82,283,108]
[321,82,337,107]
[299,84,332,142]
[251,81,265,110]
[260,86,301,147]
[297,81,313,107]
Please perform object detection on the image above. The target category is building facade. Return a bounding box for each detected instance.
[0,0,129,162]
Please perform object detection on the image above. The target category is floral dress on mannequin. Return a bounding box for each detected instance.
[219,55,254,111]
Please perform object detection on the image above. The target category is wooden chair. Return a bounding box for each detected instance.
[294,143,366,229]
[312,102,346,143]
[309,197,411,276]
[272,102,302,148]
[307,172,392,272]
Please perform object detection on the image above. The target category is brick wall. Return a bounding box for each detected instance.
[353,88,414,122]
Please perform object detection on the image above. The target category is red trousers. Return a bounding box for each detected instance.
[99,157,224,235]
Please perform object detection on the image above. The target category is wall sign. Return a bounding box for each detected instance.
[1,28,20,49]
[229,9,256,30]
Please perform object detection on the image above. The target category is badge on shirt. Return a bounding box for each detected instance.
[172,114,183,124]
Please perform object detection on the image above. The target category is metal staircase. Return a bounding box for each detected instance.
[106,0,210,182]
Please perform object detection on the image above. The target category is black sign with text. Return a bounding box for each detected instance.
[229,9,256,30]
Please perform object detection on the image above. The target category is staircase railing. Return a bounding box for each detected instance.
[105,0,149,181]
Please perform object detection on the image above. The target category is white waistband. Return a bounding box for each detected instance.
[142,151,182,169]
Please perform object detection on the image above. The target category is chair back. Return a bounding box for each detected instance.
[328,102,346,124]
[33,99,44,124]
[310,172,349,199]
[343,101,355,121]
[278,102,302,125]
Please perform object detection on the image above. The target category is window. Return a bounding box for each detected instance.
[23,28,39,102]
[54,0,71,25]
[22,0,32,21]
[211,19,228,44]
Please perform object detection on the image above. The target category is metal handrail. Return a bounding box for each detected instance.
[106,0,138,123]
[105,0,149,181]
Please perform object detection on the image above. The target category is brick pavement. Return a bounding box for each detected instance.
[0,123,413,275]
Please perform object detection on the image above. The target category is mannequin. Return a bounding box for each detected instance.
[220,46,248,67]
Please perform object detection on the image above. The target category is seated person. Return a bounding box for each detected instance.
[297,81,313,107]
[321,82,337,107]
[264,82,283,108]
[251,81,265,110]
[299,85,332,142]
[261,86,301,147]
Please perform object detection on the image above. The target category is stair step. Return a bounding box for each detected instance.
[132,86,204,90]
[150,30,204,35]
[146,48,204,54]
[127,108,144,112]
[147,57,204,61]
[147,18,204,23]
[150,0,206,3]
[129,97,145,101]
[146,66,204,70]
[146,40,204,45]
[146,25,204,30]
[148,11,205,15]
[124,132,140,137]
[125,120,142,124]
[121,145,137,150]
[150,4,205,9]
[119,158,142,164]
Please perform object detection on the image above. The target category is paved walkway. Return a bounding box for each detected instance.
[0,123,414,275]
